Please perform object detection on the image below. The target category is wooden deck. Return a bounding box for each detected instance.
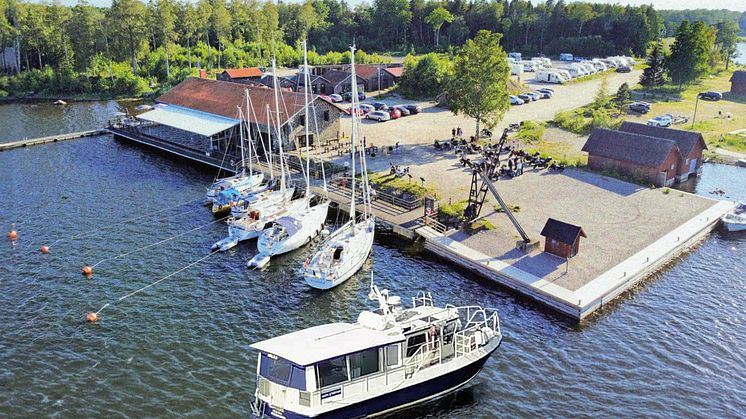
[0,129,107,152]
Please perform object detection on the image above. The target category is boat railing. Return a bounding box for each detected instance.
[402,341,439,378]
[412,291,433,308]
[447,305,501,358]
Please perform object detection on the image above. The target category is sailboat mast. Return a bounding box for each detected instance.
[349,45,357,220]
[244,89,253,177]
[271,59,286,194]
[303,40,311,208]
[236,105,246,175]
[265,105,274,180]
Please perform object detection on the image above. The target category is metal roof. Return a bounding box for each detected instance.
[583,128,681,167]
[250,322,405,366]
[136,104,239,137]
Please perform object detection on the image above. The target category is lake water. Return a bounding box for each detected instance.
[0,102,744,417]
[736,42,746,65]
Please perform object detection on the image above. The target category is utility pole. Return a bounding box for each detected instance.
[691,93,701,129]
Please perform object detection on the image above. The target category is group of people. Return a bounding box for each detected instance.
[451,127,463,139]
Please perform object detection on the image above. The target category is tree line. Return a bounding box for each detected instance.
[658,9,746,37]
[0,0,666,97]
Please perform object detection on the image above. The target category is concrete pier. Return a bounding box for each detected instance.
[0,129,106,152]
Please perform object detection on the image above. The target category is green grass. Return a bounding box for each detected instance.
[517,121,545,143]
[714,134,746,153]
[494,204,520,213]
[525,139,588,167]
[438,200,467,219]
[368,172,435,199]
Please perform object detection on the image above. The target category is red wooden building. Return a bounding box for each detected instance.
[731,71,746,96]
[540,219,587,259]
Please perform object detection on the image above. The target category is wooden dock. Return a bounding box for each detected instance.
[0,129,107,152]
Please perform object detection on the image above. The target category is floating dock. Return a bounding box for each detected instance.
[0,129,107,152]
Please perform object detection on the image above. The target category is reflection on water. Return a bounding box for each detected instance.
[0,102,744,417]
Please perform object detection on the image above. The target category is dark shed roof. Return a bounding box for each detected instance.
[540,218,587,245]
[618,121,707,157]
[731,71,746,84]
[582,128,681,167]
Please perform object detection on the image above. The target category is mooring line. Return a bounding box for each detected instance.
[93,249,221,316]
[90,215,229,269]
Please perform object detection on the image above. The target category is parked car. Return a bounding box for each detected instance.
[525,92,542,101]
[393,105,410,116]
[318,94,332,102]
[367,110,391,122]
[403,104,421,114]
[372,102,389,111]
[628,101,651,114]
[537,88,555,95]
[359,104,375,114]
[344,107,365,116]
[616,66,631,73]
[510,95,525,105]
[328,94,343,103]
[517,93,533,102]
[647,114,674,127]
[343,91,366,101]
[534,90,552,99]
[698,91,722,101]
[389,107,402,119]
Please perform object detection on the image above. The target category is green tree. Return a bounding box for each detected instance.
[425,6,453,47]
[613,82,631,113]
[67,1,104,72]
[152,0,176,78]
[108,0,148,75]
[445,30,509,137]
[567,2,594,37]
[398,52,451,97]
[177,0,199,69]
[666,20,715,90]
[640,40,666,89]
[715,20,740,70]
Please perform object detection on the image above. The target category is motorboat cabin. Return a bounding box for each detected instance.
[250,284,502,418]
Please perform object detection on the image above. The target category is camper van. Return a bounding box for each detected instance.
[579,62,596,74]
[508,52,522,62]
[535,70,567,84]
[566,65,585,78]
[521,61,540,72]
[589,59,607,71]
[531,57,552,67]
[510,63,524,76]
[559,53,574,61]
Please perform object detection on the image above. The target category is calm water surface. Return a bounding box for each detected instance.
[736,42,746,65]
[0,103,744,417]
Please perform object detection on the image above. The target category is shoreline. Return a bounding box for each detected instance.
[0,95,147,105]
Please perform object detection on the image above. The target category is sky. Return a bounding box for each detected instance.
[40,0,746,13]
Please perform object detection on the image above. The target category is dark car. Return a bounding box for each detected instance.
[517,94,532,103]
[698,91,722,101]
[373,102,389,111]
[628,101,651,114]
[404,104,421,114]
[616,66,631,73]
[343,91,366,102]
[393,105,410,116]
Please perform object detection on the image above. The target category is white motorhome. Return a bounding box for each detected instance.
[566,65,586,78]
[510,63,524,76]
[531,57,552,67]
[508,52,522,62]
[589,59,607,71]
[579,62,597,74]
[535,70,567,84]
[555,69,572,80]
[521,61,540,72]
[559,53,574,61]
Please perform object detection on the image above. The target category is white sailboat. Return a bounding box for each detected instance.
[205,99,264,204]
[248,46,330,269]
[305,45,375,289]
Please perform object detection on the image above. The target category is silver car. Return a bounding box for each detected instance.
[367,110,391,122]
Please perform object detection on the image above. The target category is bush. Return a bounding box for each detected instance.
[517,121,545,143]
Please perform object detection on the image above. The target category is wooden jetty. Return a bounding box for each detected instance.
[0,129,107,152]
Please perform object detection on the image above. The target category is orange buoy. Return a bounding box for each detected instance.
[8,230,17,241]
[82,265,93,276]
[86,312,98,322]
[40,245,49,254]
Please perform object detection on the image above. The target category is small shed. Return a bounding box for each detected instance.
[540,218,587,258]
[730,71,746,96]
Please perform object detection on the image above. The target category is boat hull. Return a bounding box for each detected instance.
[255,341,500,419]
[305,219,375,290]
[723,221,746,232]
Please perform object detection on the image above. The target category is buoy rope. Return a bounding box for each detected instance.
[96,248,220,313]
[90,215,229,268]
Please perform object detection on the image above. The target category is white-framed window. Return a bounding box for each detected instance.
[385,344,400,368]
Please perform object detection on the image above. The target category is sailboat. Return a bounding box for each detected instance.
[205,101,264,205]
[304,45,375,289]
[211,92,295,216]
[248,46,331,269]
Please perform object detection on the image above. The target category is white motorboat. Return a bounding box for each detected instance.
[250,279,502,418]
[722,202,746,232]
[304,45,375,289]
[212,198,307,251]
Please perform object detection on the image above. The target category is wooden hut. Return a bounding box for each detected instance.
[540,218,587,259]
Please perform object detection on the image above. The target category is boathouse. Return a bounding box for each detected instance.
[109,77,342,171]
[582,123,706,187]
[730,71,746,95]
[217,67,264,83]
[540,218,586,259]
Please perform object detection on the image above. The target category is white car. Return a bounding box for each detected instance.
[367,110,391,122]
[510,95,524,105]
[647,114,674,127]
[329,94,343,103]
